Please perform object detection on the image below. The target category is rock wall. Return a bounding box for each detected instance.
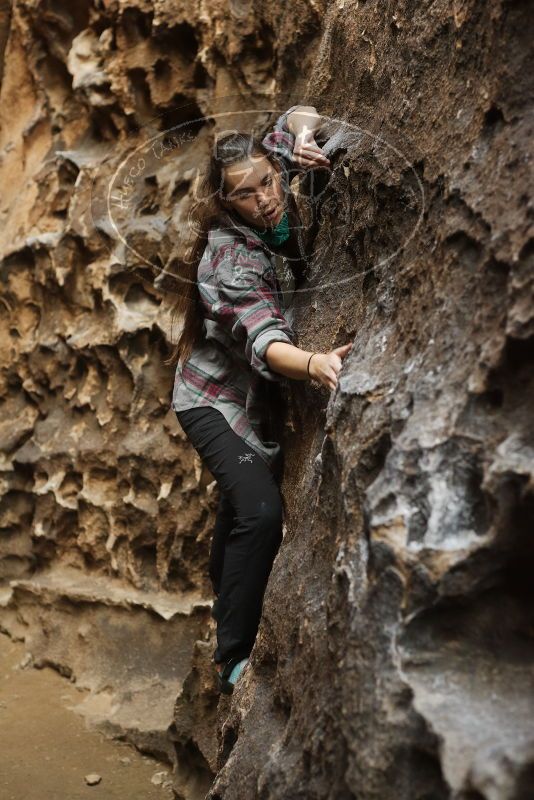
[1,1,533,799]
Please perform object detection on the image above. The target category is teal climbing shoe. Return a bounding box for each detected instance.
[216,656,249,695]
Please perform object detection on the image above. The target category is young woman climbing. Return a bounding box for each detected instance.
[167,104,352,695]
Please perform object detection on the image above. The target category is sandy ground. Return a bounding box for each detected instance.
[0,632,175,800]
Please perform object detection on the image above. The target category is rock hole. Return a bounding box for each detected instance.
[158,94,204,134]
[153,58,171,81]
[154,21,198,61]
[90,107,120,141]
[221,726,238,763]
[193,60,211,89]
[479,387,504,408]
[172,180,190,202]
[359,432,392,489]
[502,334,534,373]
[127,67,154,122]
[40,51,73,92]
[133,545,158,583]
[482,104,505,136]
[443,230,482,272]
[124,283,160,312]
[120,7,153,42]
[386,744,449,799]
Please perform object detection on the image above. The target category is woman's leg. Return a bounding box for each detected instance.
[209,491,235,597]
[176,406,283,665]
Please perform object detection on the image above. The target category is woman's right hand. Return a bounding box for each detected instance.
[292,130,331,170]
[308,343,352,391]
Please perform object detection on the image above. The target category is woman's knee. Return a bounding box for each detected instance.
[234,489,283,534]
[255,492,283,534]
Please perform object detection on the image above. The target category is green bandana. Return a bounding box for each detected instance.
[252,210,290,246]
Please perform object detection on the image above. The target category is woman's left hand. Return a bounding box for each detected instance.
[292,130,331,170]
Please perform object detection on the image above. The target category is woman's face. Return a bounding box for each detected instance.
[221,155,286,230]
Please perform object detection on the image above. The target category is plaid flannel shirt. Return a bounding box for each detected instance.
[171,105,308,473]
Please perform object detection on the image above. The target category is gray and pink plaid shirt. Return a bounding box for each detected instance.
[171,105,310,473]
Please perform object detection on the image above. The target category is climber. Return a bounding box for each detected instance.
[167,104,352,695]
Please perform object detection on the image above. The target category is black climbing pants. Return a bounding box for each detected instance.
[175,406,284,665]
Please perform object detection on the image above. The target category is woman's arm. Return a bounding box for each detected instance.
[261,105,330,172]
[265,341,352,392]
[213,246,298,382]
[286,106,324,138]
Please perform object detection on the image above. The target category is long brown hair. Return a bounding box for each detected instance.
[163,132,306,367]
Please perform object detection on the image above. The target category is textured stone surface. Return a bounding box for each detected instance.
[1,1,533,799]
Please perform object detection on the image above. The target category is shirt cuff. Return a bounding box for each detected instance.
[263,106,307,176]
[251,329,295,382]
[272,105,302,136]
